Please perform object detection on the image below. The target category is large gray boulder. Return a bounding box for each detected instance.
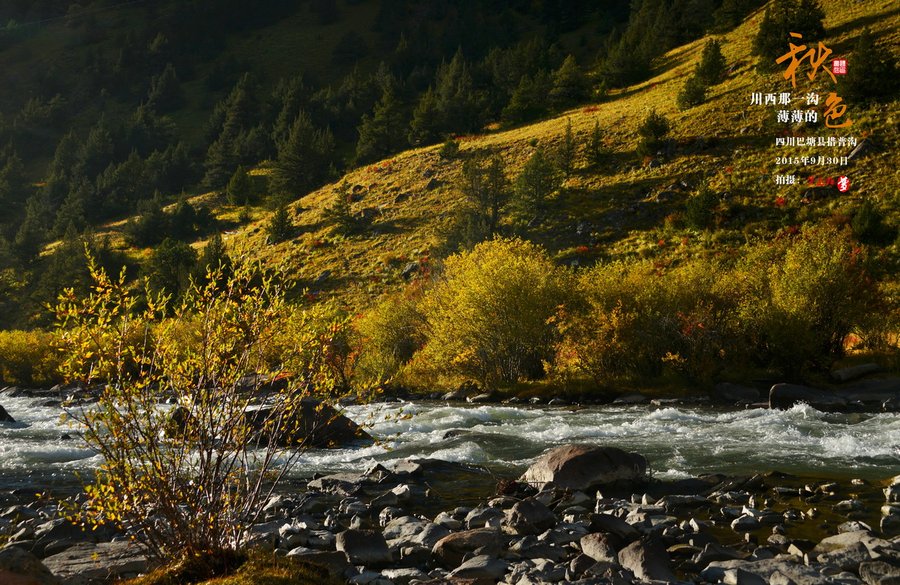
[336,529,391,567]
[503,499,556,535]
[617,537,676,582]
[520,445,647,491]
[0,546,60,585]
[42,542,148,585]
[432,528,504,568]
[245,398,372,448]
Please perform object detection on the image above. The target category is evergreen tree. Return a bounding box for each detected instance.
[586,120,606,166]
[226,165,253,205]
[636,109,671,158]
[76,118,115,180]
[14,192,51,260]
[169,198,199,240]
[146,237,197,300]
[266,205,293,243]
[434,49,482,134]
[501,72,551,126]
[270,111,335,198]
[677,74,707,110]
[194,232,232,285]
[408,86,442,146]
[714,0,763,32]
[355,85,407,164]
[458,154,510,238]
[125,195,168,247]
[753,0,825,71]
[696,39,727,85]
[0,151,25,212]
[270,75,307,147]
[323,183,357,236]
[146,63,183,114]
[549,55,590,108]
[554,119,577,177]
[840,28,899,103]
[514,148,559,219]
[52,180,91,236]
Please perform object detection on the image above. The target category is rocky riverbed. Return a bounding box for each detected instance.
[2,445,900,584]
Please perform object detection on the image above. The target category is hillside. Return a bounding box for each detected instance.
[222,0,900,312]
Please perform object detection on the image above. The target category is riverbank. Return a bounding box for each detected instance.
[1,448,899,584]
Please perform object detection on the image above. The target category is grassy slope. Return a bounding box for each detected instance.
[214,0,899,313]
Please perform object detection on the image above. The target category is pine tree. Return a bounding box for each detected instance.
[555,119,577,177]
[53,180,91,236]
[514,148,559,219]
[146,237,197,299]
[266,205,293,243]
[502,72,551,126]
[677,74,707,110]
[14,192,51,260]
[355,85,407,164]
[586,120,605,167]
[226,166,253,205]
[549,55,590,108]
[840,28,899,103]
[270,111,335,198]
[434,49,482,134]
[194,232,232,285]
[753,0,825,71]
[458,154,510,238]
[408,86,441,146]
[125,195,168,247]
[636,109,671,158]
[146,62,183,114]
[323,183,357,236]
[696,39,727,85]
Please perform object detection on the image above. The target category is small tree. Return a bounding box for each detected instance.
[840,28,899,103]
[458,153,510,238]
[226,166,254,205]
[55,255,348,576]
[554,118,577,177]
[684,187,719,229]
[549,55,590,107]
[677,74,707,110]
[636,109,671,158]
[514,148,559,219]
[323,183,358,236]
[696,39,727,85]
[586,120,606,167]
[267,205,293,244]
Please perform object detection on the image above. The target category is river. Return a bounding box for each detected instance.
[2,395,899,497]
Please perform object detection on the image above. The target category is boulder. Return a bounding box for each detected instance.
[0,403,14,423]
[502,500,556,535]
[859,561,900,585]
[831,363,882,383]
[588,513,641,543]
[42,542,148,585]
[768,384,847,411]
[449,555,509,580]
[520,445,647,491]
[579,533,618,564]
[0,546,60,585]
[618,537,676,582]
[432,528,504,568]
[714,383,760,404]
[336,529,392,567]
[245,398,372,448]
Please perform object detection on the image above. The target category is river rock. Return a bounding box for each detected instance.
[0,404,14,423]
[832,363,882,383]
[813,530,892,555]
[285,549,349,578]
[520,444,647,491]
[769,384,847,411]
[702,558,825,584]
[42,542,148,585]
[579,533,618,564]
[432,528,504,567]
[449,555,509,580]
[859,561,900,585]
[617,536,676,582]
[381,567,429,585]
[245,398,372,448]
[714,383,760,404]
[589,513,641,543]
[503,499,556,535]
[0,546,60,585]
[336,529,392,567]
[817,541,872,571]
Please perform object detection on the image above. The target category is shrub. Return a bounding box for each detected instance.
[438,137,460,159]
[636,110,670,158]
[420,238,571,386]
[0,329,61,387]
[54,255,348,574]
[356,290,427,385]
[684,188,719,229]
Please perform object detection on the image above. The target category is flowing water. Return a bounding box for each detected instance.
[2,396,899,497]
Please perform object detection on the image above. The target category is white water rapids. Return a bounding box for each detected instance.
[1,396,899,494]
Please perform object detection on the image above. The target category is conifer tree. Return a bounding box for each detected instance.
[408,86,441,146]
[434,49,482,134]
[753,0,825,71]
[502,72,551,126]
[14,192,50,260]
[514,148,559,219]
[355,85,407,164]
[226,165,253,205]
[194,232,232,284]
[266,205,293,243]
[549,55,590,107]
[270,111,335,198]
[840,28,899,103]
[53,180,91,236]
[458,154,510,238]
[146,63,183,114]
[696,39,727,85]
[677,74,707,110]
[146,237,197,299]
[555,119,577,177]
[323,183,357,236]
[586,120,605,166]
[636,109,671,158]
